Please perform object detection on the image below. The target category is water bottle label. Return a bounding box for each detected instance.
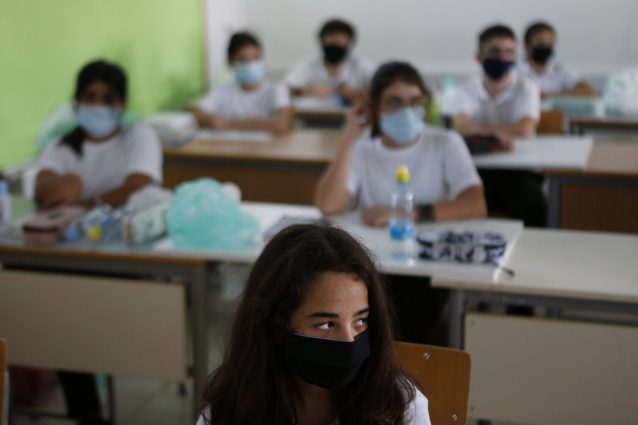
[390,221,414,241]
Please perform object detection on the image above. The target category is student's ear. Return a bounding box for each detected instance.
[475,52,483,65]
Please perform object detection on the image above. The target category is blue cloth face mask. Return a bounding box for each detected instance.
[76,105,122,138]
[380,107,426,145]
[234,60,266,86]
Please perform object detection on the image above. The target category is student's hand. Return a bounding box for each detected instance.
[209,115,229,130]
[304,86,335,97]
[42,174,83,209]
[343,102,371,146]
[491,130,514,151]
[338,84,359,102]
[362,206,390,227]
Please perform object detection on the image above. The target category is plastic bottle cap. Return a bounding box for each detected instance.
[396,165,410,184]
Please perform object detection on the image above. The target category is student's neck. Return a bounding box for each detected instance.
[296,380,335,425]
[324,62,340,77]
[85,128,121,143]
[483,73,512,97]
[381,135,417,150]
[240,81,262,92]
[529,60,546,75]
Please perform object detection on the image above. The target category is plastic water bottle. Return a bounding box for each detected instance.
[389,165,415,262]
[0,181,12,225]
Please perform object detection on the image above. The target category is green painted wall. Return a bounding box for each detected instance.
[0,0,205,169]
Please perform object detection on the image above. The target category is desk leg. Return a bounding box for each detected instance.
[547,176,561,229]
[449,289,465,349]
[190,265,209,422]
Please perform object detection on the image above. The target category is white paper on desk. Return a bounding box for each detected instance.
[195,129,273,143]
[293,96,345,111]
[472,136,593,171]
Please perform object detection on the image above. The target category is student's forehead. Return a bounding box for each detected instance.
[382,80,423,98]
[322,32,351,43]
[485,36,516,48]
[298,272,368,311]
[83,80,114,94]
[530,30,555,44]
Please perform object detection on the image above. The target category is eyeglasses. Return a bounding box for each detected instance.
[380,96,425,114]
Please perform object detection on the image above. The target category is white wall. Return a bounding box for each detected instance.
[203,0,247,88]
[240,0,638,78]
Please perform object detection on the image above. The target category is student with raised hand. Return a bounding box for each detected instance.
[315,61,486,226]
[197,224,431,425]
[286,18,375,104]
[453,24,547,227]
[518,21,596,98]
[35,60,162,210]
[192,32,293,135]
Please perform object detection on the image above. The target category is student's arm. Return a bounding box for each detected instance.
[361,186,487,227]
[315,106,367,215]
[34,170,83,209]
[206,107,293,135]
[543,80,597,98]
[338,84,369,104]
[87,173,152,208]
[454,113,537,140]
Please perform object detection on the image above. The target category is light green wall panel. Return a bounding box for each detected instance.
[0,0,205,169]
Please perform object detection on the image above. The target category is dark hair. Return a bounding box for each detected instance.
[524,21,555,45]
[60,60,127,157]
[227,31,262,64]
[318,18,356,42]
[478,24,516,51]
[201,224,415,425]
[369,61,431,138]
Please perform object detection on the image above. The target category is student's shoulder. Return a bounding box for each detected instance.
[515,74,540,96]
[423,127,465,150]
[403,384,430,425]
[457,76,483,97]
[348,54,375,70]
[352,129,378,155]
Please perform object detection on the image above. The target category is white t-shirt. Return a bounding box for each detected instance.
[196,384,431,425]
[198,80,291,120]
[286,55,375,90]
[517,60,579,94]
[38,124,163,199]
[347,127,481,210]
[454,72,541,126]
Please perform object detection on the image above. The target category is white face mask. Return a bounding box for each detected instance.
[76,105,122,137]
[380,107,425,145]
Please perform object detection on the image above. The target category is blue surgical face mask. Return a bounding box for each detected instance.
[234,60,266,86]
[76,105,122,138]
[380,107,425,145]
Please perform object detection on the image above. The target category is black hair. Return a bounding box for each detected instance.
[478,24,516,51]
[318,19,356,42]
[202,224,415,425]
[60,60,127,157]
[227,31,262,65]
[524,21,555,45]
[368,61,431,137]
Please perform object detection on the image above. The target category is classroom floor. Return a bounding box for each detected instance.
[9,264,514,425]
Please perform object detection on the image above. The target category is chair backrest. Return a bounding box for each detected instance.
[394,342,471,425]
[0,338,7,425]
[537,109,565,134]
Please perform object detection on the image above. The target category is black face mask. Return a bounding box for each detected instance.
[482,57,515,81]
[322,44,348,65]
[531,45,553,65]
[284,330,370,390]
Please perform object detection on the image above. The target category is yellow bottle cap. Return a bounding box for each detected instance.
[396,165,410,184]
[86,227,102,241]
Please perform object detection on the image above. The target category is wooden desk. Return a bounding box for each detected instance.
[292,97,349,128]
[546,141,638,233]
[433,229,638,425]
[163,130,341,205]
[569,115,638,135]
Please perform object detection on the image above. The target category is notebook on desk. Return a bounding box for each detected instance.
[195,129,273,143]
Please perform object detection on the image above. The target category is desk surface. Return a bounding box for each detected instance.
[433,228,638,304]
[569,115,638,129]
[164,129,341,164]
[472,136,593,171]
[545,141,638,178]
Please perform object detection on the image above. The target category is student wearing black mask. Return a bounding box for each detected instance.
[286,19,375,104]
[197,224,430,425]
[453,24,547,227]
[518,21,596,98]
